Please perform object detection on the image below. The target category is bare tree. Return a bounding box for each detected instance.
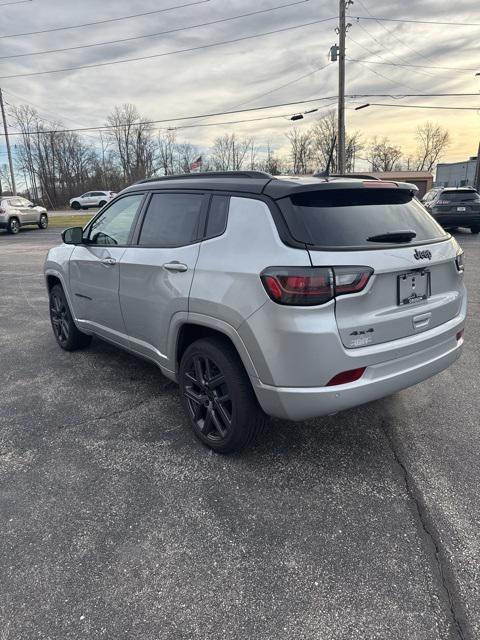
[259,142,284,175]
[310,111,363,173]
[367,136,403,172]
[211,134,253,171]
[286,128,313,174]
[414,122,450,171]
[106,103,155,182]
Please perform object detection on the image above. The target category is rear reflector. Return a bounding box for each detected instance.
[456,329,464,342]
[326,367,366,386]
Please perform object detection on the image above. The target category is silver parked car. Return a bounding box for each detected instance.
[44,172,466,453]
[69,190,116,210]
[0,196,48,234]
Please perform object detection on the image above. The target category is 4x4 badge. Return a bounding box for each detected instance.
[414,248,432,260]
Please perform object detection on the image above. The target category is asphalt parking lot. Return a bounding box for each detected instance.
[1,227,479,640]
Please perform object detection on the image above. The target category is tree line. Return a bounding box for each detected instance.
[0,102,450,208]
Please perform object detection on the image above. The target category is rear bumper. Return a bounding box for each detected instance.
[253,331,463,421]
[433,213,480,227]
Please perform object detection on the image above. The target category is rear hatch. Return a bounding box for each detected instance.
[277,183,464,348]
[431,189,480,215]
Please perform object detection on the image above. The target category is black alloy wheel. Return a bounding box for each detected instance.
[50,289,71,346]
[179,338,266,453]
[49,284,92,350]
[71,201,81,210]
[183,353,233,443]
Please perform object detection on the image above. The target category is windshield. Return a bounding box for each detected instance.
[278,188,448,249]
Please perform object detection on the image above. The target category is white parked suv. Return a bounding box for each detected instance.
[69,191,116,210]
[0,196,48,234]
[45,172,466,453]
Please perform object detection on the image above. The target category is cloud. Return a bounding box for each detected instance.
[0,0,478,162]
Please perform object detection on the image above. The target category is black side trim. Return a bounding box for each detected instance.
[74,293,92,300]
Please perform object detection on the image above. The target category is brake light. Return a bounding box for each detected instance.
[363,181,397,188]
[327,367,366,386]
[0,207,5,214]
[260,266,373,306]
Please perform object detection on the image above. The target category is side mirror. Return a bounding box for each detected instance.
[62,226,84,245]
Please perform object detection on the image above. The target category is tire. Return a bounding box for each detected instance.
[71,201,81,210]
[38,213,48,229]
[179,337,267,453]
[470,226,480,234]
[7,217,20,234]
[49,284,92,351]
[98,200,107,207]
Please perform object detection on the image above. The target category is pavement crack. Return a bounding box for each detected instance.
[381,420,470,640]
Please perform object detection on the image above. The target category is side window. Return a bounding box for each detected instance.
[87,194,144,246]
[138,193,204,247]
[205,195,229,238]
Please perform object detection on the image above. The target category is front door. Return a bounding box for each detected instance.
[119,191,205,369]
[69,193,145,346]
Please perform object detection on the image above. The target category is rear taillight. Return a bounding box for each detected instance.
[261,266,373,306]
[0,207,5,213]
[327,367,366,386]
[455,251,465,273]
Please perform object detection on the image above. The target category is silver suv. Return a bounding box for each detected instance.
[0,196,48,234]
[44,172,466,453]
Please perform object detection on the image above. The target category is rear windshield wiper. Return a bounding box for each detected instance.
[367,230,417,243]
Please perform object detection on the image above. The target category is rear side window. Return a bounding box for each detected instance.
[205,195,229,238]
[139,193,204,246]
[278,188,448,248]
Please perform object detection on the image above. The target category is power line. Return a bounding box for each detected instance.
[347,58,478,72]
[348,14,480,27]
[0,0,32,6]
[0,18,337,79]
[354,0,437,65]
[2,93,478,136]
[354,103,480,111]
[0,0,312,60]
[0,0,210,39]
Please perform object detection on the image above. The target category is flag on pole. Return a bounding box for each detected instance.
[189,156,203,172]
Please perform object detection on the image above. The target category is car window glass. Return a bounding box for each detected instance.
[442,191,480,202]
[8,198,23,207]
[206,195,229,238]
[87,194,143,245]
[139,193,204,246]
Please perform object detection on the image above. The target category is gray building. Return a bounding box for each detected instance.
[435,157,478,187]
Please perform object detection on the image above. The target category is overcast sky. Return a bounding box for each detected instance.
[0,0,479,169]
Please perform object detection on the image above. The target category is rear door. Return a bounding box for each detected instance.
[119,191,206,365]
[278,185,464,348]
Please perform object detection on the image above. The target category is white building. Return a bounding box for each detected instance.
[435,157,478,187]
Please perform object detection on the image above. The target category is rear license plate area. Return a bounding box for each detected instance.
[457,206,466,212]
[398,270,430,306]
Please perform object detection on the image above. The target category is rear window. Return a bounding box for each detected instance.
[440,191,480,202]
[278,188,448,249]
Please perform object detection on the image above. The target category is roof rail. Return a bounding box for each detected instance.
[322,173,382,181]
[137,170,272,184]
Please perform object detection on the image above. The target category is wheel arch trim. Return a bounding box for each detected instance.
[168,312,260,382]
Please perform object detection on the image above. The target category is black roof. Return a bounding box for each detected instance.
[123,170,418,200]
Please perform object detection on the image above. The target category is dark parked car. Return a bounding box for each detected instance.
[423,187,480,234]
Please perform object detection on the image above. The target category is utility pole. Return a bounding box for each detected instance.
[0,88,16,196]
[336,0,352,174]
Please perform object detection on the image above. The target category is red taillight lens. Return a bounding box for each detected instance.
[327,367,366,386]
[0,207,5,213]
[261,266,373,306]
[261,268,334,306]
